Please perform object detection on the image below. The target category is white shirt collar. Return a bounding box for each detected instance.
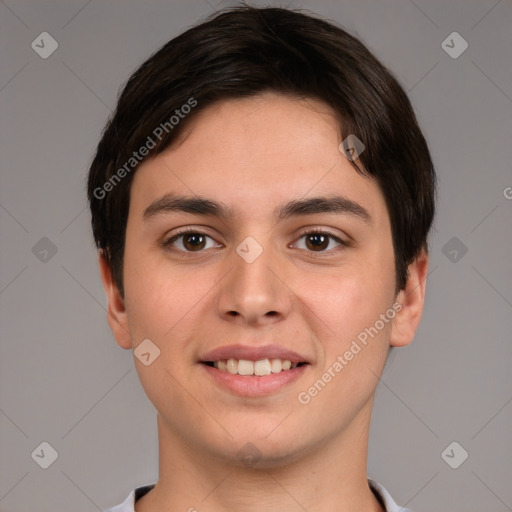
[104,480,411,512]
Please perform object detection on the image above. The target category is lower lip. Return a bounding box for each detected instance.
[201,363,309,397]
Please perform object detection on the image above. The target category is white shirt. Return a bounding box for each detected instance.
[104,479,411,511]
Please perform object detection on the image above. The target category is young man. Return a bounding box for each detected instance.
[88,6,435,512]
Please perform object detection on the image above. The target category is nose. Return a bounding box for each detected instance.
[215,240,292,327]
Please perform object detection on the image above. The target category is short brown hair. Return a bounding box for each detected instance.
[87,5,436,296]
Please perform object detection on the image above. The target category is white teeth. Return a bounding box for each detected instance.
[270,358,282,373]
[226,358,238,374]
[237,359,254,375]
[213,358,298,376]
[254,359,272,376]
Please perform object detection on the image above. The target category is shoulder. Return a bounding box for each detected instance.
[368,479,412,512]
[103,485,155,512]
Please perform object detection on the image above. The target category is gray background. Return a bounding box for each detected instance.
[1,0,511,510]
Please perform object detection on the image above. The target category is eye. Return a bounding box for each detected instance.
[293,229,348,253]
[163,229,221,252]
[163,228,350,254]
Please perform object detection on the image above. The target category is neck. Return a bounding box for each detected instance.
[136,401,384,512]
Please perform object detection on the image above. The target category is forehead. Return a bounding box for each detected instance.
[129,93,388,227]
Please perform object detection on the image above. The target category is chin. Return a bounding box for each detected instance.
[206,430,311,470]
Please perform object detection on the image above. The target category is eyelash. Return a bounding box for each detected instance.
[162,227,351,256]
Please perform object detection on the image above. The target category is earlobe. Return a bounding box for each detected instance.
[98,250,132,349]
[390,249,429,348]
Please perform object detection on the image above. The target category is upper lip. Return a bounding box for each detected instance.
[200,344,310,364]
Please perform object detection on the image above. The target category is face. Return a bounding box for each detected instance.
[101,92,426,467]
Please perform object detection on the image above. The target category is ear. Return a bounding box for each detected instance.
[390,249,429,348]
[98,250,132,349]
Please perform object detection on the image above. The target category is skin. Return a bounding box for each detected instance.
[99,92,428,512]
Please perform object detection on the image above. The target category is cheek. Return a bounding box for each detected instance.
[123,247,208,341]
[298,253,396,405]
[122,255,212,419]
[294,270,393,424]
[307,263,394,339]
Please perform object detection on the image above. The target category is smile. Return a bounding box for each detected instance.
[199,344,311,396]
[204,358,304,376]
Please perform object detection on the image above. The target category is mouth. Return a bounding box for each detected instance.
[202,358,308,376]
[199,344,311,397]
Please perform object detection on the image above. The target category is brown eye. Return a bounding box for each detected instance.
[305,233,329,251]
[164,231,220,252]
[182,233,206,251]
[294,230,347,253]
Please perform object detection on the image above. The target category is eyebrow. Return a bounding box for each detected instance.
[143,193,371,224]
